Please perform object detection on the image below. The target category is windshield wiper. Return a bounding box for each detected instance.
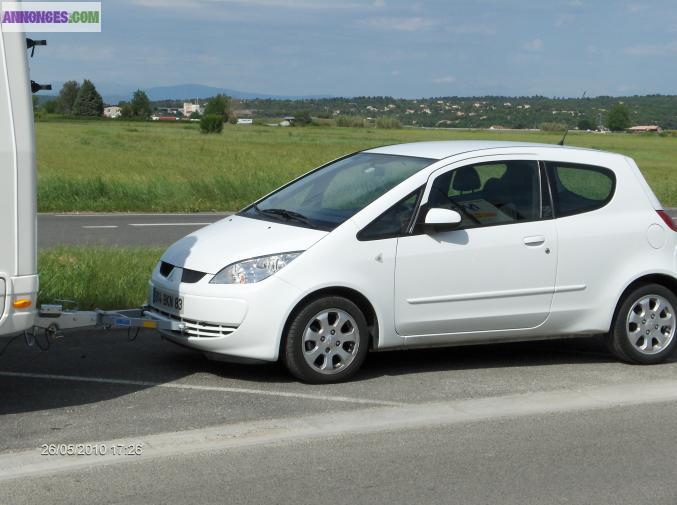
[254,206,315,227]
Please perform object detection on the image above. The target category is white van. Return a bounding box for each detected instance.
[0,19,39,337]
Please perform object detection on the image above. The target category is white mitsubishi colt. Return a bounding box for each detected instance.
[148,141,677,383]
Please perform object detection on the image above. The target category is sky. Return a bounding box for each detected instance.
[27,0,677,98]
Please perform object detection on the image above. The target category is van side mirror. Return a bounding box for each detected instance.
[424,208,462,233]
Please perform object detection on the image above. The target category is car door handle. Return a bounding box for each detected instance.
[523,235,546,246]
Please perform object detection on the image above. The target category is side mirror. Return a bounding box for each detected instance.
[424,208,462,233]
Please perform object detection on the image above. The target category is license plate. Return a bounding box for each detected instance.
[152,288,184,313]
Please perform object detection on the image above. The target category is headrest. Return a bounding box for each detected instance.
[452,166,481,192]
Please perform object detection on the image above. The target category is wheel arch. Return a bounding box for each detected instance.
[612,272,677,325]
[280,286,380,357]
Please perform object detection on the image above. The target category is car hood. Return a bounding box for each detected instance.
[161,214,329,274]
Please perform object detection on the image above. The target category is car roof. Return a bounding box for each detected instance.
[364,140,591,161]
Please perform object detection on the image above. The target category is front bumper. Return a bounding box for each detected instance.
[147,266,302,362]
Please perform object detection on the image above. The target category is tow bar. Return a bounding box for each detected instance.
[33,304,183,340]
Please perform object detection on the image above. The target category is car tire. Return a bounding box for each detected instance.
[607,283,677,364]
[283,296,369,384]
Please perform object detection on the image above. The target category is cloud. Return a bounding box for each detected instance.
[523,38,543,51]
[555,13,576,26]
[625,2,648,12]
[622,42,677,56]
[131,0,376,10]
[358,16,436,31]
[432,76,456,84]
[448,23,496,35]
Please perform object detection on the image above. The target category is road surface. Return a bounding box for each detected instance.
[38,213,230,248]
[1,332,677,504]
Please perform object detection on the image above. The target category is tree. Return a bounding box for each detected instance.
[605,103,631,131]
[119,102,133,118]
[203,94,230,119]
[189,111,202,120]
[294,109,312,126]
[577,118,594,130]
[72,79,104,117]
[57,80,80,115]
[43,100,58,114]
[200,114,224,134]
[130,89,151,118]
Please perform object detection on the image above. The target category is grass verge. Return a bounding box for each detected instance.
[38,246,162,310]
[37,121,677,211]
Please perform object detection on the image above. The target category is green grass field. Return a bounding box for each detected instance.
[38,247,162,309]
[34,122,677,308]
[37,120,677,211]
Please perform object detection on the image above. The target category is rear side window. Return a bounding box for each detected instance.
[545,162,615,217]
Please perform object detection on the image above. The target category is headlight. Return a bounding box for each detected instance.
[210,252,303,284]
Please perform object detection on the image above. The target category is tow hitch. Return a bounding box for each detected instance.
[34,304,184,340]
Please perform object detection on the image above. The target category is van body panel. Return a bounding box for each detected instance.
[0,12,39,336]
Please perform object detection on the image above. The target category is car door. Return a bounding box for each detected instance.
[395,157,557,339]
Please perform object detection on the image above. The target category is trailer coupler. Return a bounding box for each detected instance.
[34,304,183,339]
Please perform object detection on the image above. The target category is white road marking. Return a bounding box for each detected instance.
[2,378,677,481]
[128,223,211,227]
[81,225,119,229]
[0,371,405,407]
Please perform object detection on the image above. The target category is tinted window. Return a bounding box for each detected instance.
[427,160,541,228]
[545,163,615,217]
[357,189,422,241]
[240,153,434,231]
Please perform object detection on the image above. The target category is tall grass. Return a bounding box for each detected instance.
[38,247,162,309]
[36,120,677,211]
[335,116,366,127]
[376,117,402,129]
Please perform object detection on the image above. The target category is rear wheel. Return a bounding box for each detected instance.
[607,283,677,364]
[283,296,369,383]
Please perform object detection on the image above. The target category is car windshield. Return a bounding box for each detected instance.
[240,152,435,230]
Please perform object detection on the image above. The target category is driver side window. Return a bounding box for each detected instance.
[427,160,541,228]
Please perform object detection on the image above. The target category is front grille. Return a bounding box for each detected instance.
[181,268,206,284]
[154,309,238,338]
[160,262,174,277]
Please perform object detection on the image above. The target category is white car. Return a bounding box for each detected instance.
[147,141,677,383]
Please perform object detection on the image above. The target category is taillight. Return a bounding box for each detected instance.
[657,210,677,232]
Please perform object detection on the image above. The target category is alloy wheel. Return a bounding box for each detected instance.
[625,294,676,355]
[302,309,360,375]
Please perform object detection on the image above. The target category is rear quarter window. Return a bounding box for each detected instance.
[545,162,615,217]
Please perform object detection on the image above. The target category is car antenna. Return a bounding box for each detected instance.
[558,128,569,146]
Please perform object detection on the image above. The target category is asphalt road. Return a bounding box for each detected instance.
[2,332,677,504]
[39,208,677,248]
[14,207,677,503]
[38,213,231,248]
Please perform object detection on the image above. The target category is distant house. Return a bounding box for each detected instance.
[237,118,253,125]
[627,125,662,133]
[182,102,202,117]
[489,125,507,130]
[103,106,121,118]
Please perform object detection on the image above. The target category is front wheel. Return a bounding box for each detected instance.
[283,296,369,383]
[607,283,677,364]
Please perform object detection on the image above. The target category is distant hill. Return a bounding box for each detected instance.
[100,84,333,104]
[38,82,333,104]
[236,95,677,130]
